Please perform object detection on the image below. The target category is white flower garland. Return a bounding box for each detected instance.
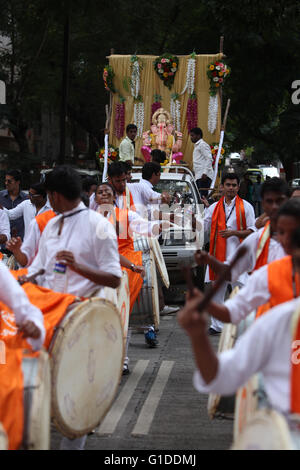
[134,102,144,137]
[131,59,140,99]
[180,57,196,95]
[208,95,218,134]
[170,98,181,132]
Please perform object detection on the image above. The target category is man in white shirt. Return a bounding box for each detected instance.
[2,182,52,237]
[178,289,300,417]
[25,166,122,298]
[195,177,289,282]
[0,210,10,246]
[203,172,256,334]
[190,127,214,197]
[128,162,170,218]
[201,199,300,327]
[119,124,137,164]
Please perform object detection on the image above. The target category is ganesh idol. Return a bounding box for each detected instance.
[141,108,183,164]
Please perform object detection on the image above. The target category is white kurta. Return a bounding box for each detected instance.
[27,202,122,297]
[193,298,300,415]
[21,213,58,267]
[0,261,45,350]
[226,227,286,282]
[192,138,214,181]
[204,196,256,283]
[224,262,283,324]
[4,200,52,237]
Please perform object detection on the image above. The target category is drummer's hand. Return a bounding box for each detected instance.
[200,196,210,209]
[133,265,145,277]
[161,192,171,205]
[194,250,209,265]
[18,320,41,340]
[56,250,77,269]
[255,212,269,229]
[177,288,207,338]
[6,236,22,252]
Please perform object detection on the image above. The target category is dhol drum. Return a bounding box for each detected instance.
[103,271,130,345]
[131,236,160,330]
[233,373,268,441]
[21,350,51,450]
[148,236,170,289]
[49,297,124,439]
[231,409,300,450]
[2,254,18,270]
[207,287,239,419]
[0,423,8,450]
[207,286,257,419]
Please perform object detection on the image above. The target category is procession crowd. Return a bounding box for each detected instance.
[0,122,299,450]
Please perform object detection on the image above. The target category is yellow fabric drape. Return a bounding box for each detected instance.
[108,54,223,169]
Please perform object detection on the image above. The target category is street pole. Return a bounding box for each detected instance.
[59,4,70,164]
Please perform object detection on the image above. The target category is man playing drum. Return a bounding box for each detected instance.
[195,198,300,326]
[177,232,300,424]
[195,177,289,282]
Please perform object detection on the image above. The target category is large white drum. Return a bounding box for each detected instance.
[231,409,300,450]
[0,423,8,450]
[49,298,124,439]
[21,350,51,450]
[207,287,239,419]
[134,234,169,288]
[130,249,160,330]
[102,272,130,345]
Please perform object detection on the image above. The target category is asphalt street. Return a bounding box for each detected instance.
[50,311,233,451]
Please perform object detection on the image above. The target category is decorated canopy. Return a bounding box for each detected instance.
[106,53,226,168]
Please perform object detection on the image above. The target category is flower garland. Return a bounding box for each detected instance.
[154,54,179,90]
[151,94,162,121]
[210,143,225,168]
[170,94,181,132]
[103,65,116,93]
[187,92,198,133]
[114,97,126,139]
[207,95,219,134]
[180,52,196,95]
[207,61,230,97]
[130,55,141,99]
[134,101,144,138]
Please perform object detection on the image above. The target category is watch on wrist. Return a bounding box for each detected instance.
[130,263,135,272]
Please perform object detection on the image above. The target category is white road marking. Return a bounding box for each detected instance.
[97,359,149,435]
[132,361,174,436]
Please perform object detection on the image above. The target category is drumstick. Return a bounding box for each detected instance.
[182,266,195,297]
[196,245,247,313]
[18,269,45,285]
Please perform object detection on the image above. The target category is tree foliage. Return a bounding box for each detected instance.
[0,0,299,177]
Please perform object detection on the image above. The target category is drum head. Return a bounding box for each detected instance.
[0,423,8,450]
[148,236,170,289]
[22,350,51,450]
[232,409,295,450]
[207,322,237,419]
[51,298,124,438]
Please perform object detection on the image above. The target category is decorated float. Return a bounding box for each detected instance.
[99,39,230,187]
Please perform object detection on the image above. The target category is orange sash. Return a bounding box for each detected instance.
[256,256,300,319]
[110,207,143,313]
[253,221,271,272]
[36,209,56,233]
[209,196,246,280]
[0,347,24,450]
[291,307,300,414]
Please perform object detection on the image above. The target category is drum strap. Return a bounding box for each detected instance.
[58,209,88,235]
